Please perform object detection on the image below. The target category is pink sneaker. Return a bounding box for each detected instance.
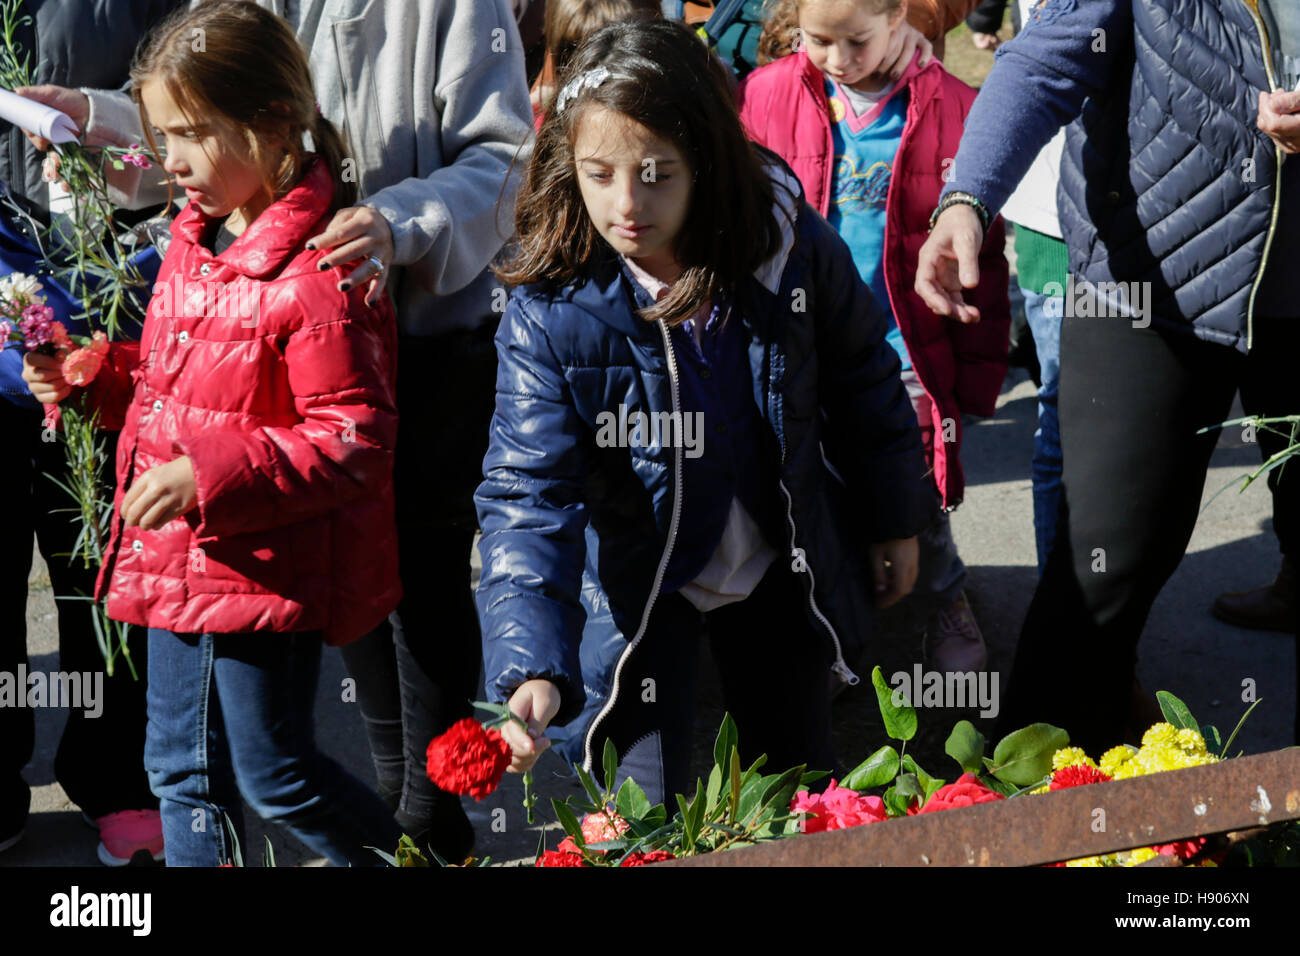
[84,810,165,866]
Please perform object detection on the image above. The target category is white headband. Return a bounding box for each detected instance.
[556,66,619,114]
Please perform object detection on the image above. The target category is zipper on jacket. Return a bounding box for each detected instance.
[581,319,686,775]
[1241,0,1284,351]
[778,478,860,686]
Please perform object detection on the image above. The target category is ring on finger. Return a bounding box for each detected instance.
[366,254,385,275]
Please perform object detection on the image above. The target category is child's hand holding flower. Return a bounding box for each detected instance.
[121,456,198,531]
[22,350,73,404]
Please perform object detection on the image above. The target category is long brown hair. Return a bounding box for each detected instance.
[130,0,355,215]
[497,18,784,327]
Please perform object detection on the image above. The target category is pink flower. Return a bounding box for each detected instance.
[580,809,630,846]
[122,144,151,169]
[790,779,889,833]
[88,331,110,355]
[62,346,106,386]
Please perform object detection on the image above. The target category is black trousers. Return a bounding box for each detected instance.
[0,400,154,821]
[996,312,1300,754]
[338,324,496,857]
[587,560,839,807]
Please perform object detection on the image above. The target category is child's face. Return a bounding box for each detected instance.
[799,0,907,91]
[572,105,692,284]
[141,79,276,232]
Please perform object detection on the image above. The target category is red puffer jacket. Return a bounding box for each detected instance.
[738,50,1010,509]
[90,159,401,644]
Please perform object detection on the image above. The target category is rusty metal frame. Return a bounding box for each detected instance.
[667,749,1300,867]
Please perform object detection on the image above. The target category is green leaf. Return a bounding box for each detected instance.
[1200,723,1222,755]
[799,769,829,787]
[882,786,911,817]
[1220,698,1263,759]
[603,738,618,796]
[729,748,742,822]
[871,665,917,741]
[615,777,652,821]
[900,754,937,792]
[752,766,805,836]
[841,744,899,791]
[550,798,585,846]
[263,836,276,868]
[705,764,723,811]
[1156,691,1198,731]
[988,723,1070,786]
[894,772,923,803]
[471,700,514,720]
[944,719,987,775]
[922,776,946,803]
[713,713,739,770]
[643,804,667,829]
[393,834,430,867]
[574,765,605,811]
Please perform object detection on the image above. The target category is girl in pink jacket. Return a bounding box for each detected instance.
[738,0,1010,675]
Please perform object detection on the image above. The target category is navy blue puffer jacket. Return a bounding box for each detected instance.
[475,169,937,766]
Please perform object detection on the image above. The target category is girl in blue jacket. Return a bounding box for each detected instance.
[477,18,936,804]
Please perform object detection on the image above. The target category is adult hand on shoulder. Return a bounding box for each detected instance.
[883,21,934,80]
[15,85,88,151]
[971,32,1001,51]
[305,206,396,309]
[22,351,72,404]
[502,678,561,774]
[1258,90,1300,155]
[869,535,919,609]
[121,456,198,531]
[915,203,983,323]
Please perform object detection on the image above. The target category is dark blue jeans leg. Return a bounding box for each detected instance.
[145,629,243,866]
[213,632,403,866]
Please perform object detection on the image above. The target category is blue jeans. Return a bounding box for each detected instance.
[1021,286,1064,576]
[145,628,402,866]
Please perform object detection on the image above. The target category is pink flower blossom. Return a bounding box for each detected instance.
[62,346,106,386]
[790,779,889,834]
[580,809,630,847]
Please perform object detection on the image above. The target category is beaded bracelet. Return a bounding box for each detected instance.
[928,191,992,235]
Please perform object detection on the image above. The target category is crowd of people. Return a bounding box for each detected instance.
[2,0,1297,867]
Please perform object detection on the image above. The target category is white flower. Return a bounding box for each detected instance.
[0,271,44,308]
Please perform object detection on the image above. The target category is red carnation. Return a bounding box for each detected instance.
[425,717,512,801]
[1049,764,1112,790]
[537,847,587,867]
[909,772,1005,815]
[620,850,676,866]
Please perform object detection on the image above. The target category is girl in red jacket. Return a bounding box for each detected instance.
[24,2,402,866]
[738,0,1010,676]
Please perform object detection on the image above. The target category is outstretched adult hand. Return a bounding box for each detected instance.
[915,203,984,323]
[1258,89,1300,155]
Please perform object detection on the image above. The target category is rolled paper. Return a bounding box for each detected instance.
[0,87,79,145]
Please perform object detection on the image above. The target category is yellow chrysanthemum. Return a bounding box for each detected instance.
[1174,728,1208,754]
[1099,745,1137,776]
[1141,722,1177,748]
[1065,853,1118,867]
[1052,747,1096,771]
[1123,847,1158,866]
[1029,783,1051,794]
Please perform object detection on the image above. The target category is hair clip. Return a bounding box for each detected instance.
[556,66,613,114]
